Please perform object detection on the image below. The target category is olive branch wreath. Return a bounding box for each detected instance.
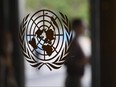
[19,12,73,70]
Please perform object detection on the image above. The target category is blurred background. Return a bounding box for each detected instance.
[1,0,116,87]
[22,0,91,87]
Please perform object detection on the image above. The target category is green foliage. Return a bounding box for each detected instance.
[25,0,89,23]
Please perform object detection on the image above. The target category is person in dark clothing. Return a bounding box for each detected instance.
[65,19,88,87]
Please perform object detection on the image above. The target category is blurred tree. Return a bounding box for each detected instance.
[25,0,89,23]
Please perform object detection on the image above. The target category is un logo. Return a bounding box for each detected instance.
[19,9,73,70]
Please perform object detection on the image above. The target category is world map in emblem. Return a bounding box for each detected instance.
[19,9,73,70]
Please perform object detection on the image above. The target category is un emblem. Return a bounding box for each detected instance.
[19,9,73,70]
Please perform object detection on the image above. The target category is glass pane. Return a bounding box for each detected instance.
[19,0,91,87]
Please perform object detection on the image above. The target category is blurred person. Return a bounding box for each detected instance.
[65,19,90,87]
[0,32,17,87]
